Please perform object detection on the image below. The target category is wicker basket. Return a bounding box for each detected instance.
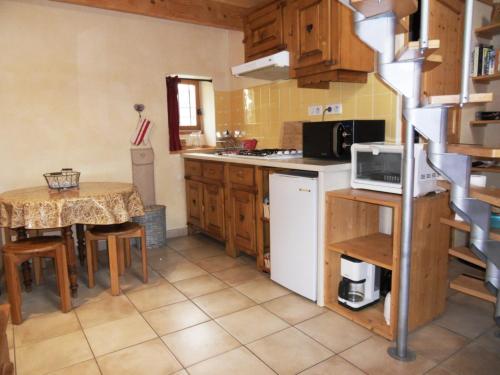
[133,205,167,249]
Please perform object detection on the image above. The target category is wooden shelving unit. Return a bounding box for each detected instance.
[472,72,500,83]
[324,189,451,340]
[469,120,500,126]
[475,22,500,40]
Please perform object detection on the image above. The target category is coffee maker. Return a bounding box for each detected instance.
[338,255,380,310]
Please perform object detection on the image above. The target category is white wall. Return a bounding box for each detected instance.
[0,0,240,233]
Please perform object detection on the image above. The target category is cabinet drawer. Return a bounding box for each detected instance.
[185,160,202,178]
[202,162,224,181]
[229,165,255,187]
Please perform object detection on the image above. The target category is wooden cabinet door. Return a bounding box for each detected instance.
[288,0,332,70]
[230,189,256,254]
[186,180,204,228]
[244,1,287,62]
[203,183,225,240]
[422,0,464,143]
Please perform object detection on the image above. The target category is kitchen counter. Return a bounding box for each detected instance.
[182,152,351,172]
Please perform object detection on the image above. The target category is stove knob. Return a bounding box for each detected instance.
[284,150,290,155]
[277,150,283,155]
[342,131,351,138]
[342,142,349,149]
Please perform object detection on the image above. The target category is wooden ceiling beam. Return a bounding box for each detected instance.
[52,0,246,30]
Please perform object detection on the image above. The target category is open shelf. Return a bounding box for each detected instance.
[472,73,500,83]
[450,274,496,303]
[475,22,500,39]
[327,233,393,270]
[471,166,500,173]
[448,246,486,268]
[325,300,391,340]
[470,120,500,126]
[440,217,500,241]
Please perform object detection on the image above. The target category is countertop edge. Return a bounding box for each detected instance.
[182,153,351,172]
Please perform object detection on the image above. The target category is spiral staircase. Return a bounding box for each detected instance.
[339,0,499,359]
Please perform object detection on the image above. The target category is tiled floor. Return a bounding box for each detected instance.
[3,234,499,375]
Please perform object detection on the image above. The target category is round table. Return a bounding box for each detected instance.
[0,182,145,296]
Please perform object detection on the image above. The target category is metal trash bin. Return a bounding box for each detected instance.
[133,204,167,249]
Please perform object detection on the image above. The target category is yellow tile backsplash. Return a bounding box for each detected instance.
[215,73,398,148]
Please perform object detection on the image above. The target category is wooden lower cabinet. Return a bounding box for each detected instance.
[203,183,225,240]
[186,180,204,229]
[230,189,257,255]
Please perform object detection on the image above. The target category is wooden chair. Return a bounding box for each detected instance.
[2,236,71,324]
[86,222,148,296]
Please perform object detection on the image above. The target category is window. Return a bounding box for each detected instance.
[178,79,202,132]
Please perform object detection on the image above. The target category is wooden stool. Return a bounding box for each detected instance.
[2,237,71,325]
[86,222,148,296]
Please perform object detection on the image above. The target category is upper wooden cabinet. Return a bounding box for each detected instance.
[241,0,374,86]
[287,0,374,87]
[243,1,287,62]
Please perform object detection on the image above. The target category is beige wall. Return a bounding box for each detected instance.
[0,0,241,232]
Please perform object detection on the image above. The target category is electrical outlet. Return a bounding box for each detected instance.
[327,103,342,114]
[308,105,323,116]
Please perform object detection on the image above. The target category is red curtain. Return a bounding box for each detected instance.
[166,76,182,151]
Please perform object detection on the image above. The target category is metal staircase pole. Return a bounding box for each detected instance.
[388,0,430,362]
[460,0,475,104]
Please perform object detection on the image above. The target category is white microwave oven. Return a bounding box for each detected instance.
[351,143,440,197]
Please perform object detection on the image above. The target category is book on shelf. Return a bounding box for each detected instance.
[471,44,499,77]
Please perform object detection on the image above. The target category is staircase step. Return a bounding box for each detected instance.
[440,217,500,241]
[350,0,418,19]
[438,181,500,206]
[396,40,442,69]
[449,246,486,268]
[424,93,493,106]
[449,274,496,303]
[447,144,500,158]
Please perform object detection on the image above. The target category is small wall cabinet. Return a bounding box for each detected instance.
[243,0,287,62]
[324,189,451,340]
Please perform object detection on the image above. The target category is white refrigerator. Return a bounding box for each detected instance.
[269,172,318,301]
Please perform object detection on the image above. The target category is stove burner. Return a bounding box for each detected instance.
[235,149,299,156]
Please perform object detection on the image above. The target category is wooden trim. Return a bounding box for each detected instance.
[52,0,245,30]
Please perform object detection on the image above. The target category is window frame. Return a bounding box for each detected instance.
[178,79,203,133]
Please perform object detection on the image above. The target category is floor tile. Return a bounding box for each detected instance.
[126,281,187,312]
[157,261,208,283]
[296,311,372,353]
[173,274,228,298]
[262,294,324,325]
[167,235,213,251]
[119,266,163,293]
[16,331,93,375]
[84,313,157,356]
[46,359,101,375]
[474,328,500,355]
[340,336,436,375]
[408,324,468,363]
[425,366,457,375]
[143,300,210,336]
[14,310,80,348]
[195,254,246,273]
[441,341,500,375]
[171,371,188,375]
[216,305,289,344]
[300,355,365,375]
[187,347,275,375]
[236,278,291,303]
[177,244,225,261]
[149,248,186,265]
[247,327,332,375]
[212,265,266,287]
[161,321,240,367]
[20,287,61,319]
[192,288,255,318]
[434,293,495,339]
[97,338,182,375]
[75,295,137,329]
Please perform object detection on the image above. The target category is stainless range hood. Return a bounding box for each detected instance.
[231,51,289,81]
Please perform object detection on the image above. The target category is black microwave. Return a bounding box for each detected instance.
[302,120,385,160]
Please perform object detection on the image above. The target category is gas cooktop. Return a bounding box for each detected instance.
[217,149,303,159]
